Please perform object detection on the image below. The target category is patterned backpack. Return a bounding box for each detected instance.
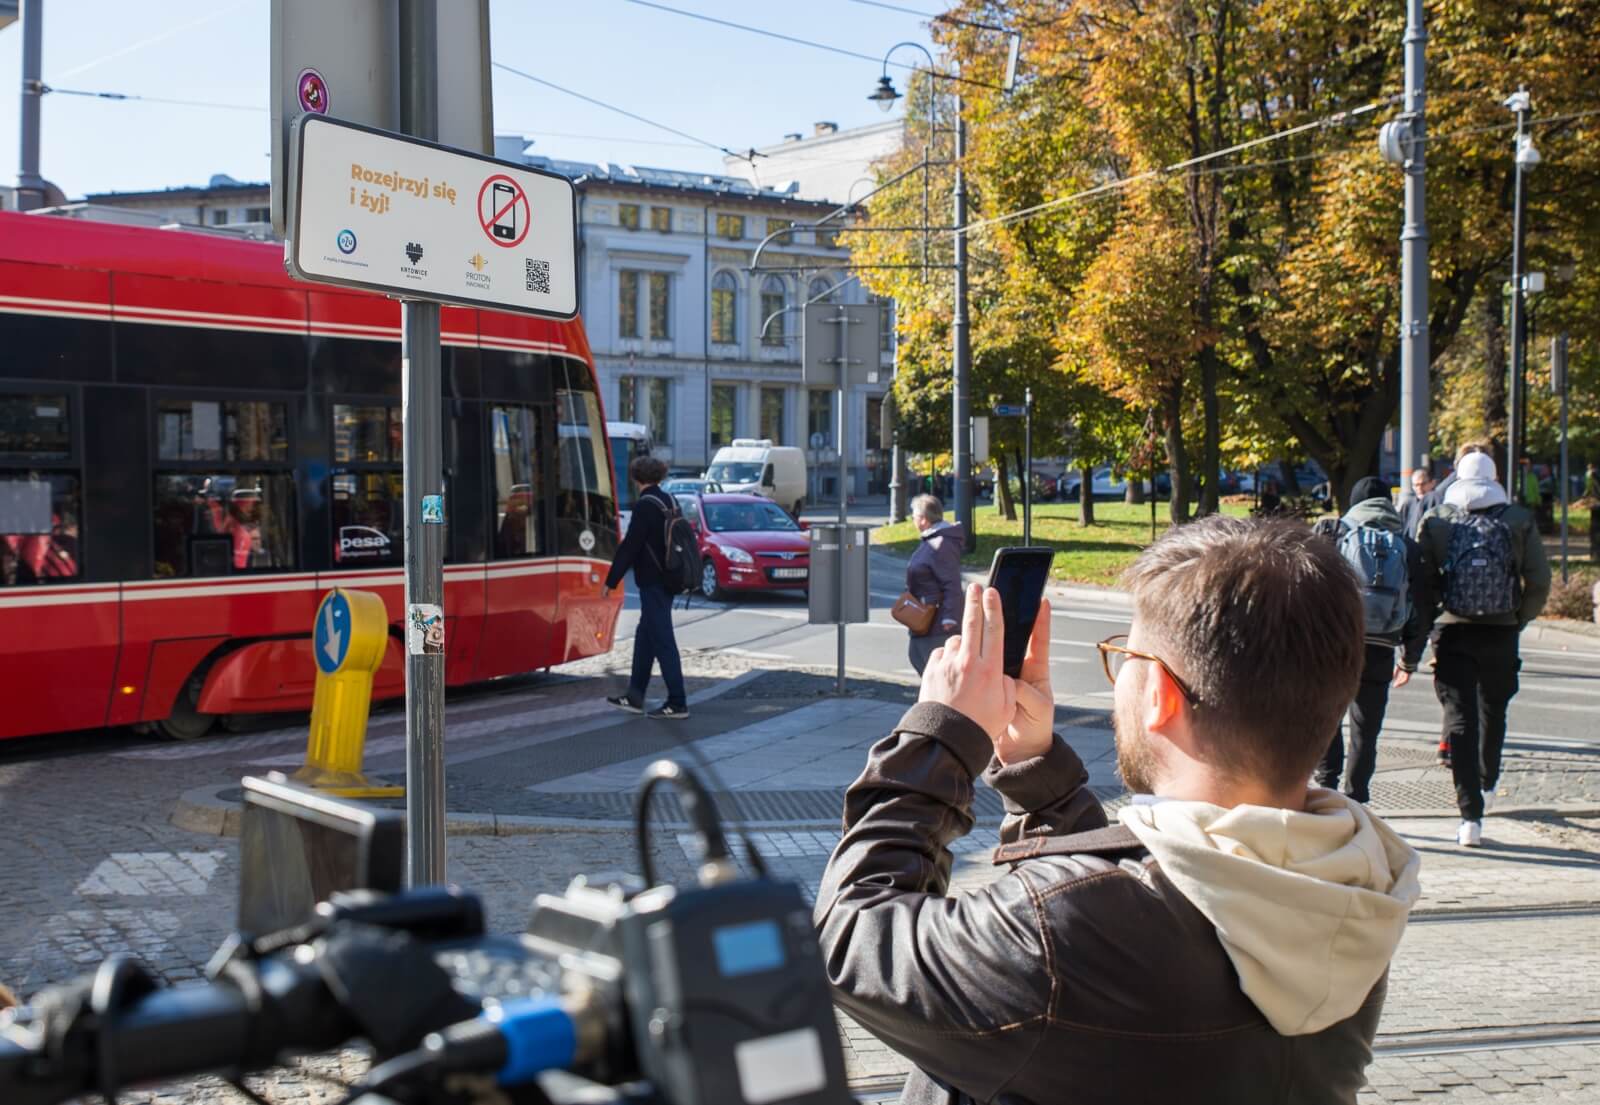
[1442,507,1521,618]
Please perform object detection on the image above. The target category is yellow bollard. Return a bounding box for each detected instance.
[292,588,404,798]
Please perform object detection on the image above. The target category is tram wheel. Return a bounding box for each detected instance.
[156,672,217,741]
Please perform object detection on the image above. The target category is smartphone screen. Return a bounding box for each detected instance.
[492,183,517,239]
[986,546,1055,678]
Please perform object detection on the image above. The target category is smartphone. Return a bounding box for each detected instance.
[986,546,1055,678]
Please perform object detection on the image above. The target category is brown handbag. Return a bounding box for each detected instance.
[891,591,938,636]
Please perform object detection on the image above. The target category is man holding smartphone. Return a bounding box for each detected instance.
[816,517,1420,1104]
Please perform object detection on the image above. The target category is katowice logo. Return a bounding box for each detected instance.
[405,242,424,264]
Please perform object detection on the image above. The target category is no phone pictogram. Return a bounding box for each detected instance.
[478,174,531,248]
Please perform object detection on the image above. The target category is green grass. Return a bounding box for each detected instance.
[874,501,1252,586]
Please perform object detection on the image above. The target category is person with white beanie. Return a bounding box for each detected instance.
[1418,451,1551,847]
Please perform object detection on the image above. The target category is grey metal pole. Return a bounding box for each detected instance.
[836,303,848,695]
[1506,93,1530,501]
[952,92,974,539]
[1397,0,1430,509]
[1556,333,1569,583]
[16,0,45,212]
[399,0,446,887]
[1023,388,1033,547]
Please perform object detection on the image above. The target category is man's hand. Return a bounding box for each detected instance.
[995,598,1053,764]
[1392,667,1411,688]
[919,584,1018,742]
[602,586,614,599]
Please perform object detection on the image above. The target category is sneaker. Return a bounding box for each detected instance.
[648,704,690,720]
[606,694,643,714]
[1436,741,1452,768]
[1457,820,1482,848]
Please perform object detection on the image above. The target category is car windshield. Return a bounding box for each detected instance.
[673,495,701,525]
[663,480,704,493]
[706,462,762,484]
[704,501,799,533]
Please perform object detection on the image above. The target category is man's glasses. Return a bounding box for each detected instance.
[1095,634,1201,707]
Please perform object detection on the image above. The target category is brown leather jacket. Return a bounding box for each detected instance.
[815,703,1386,1104]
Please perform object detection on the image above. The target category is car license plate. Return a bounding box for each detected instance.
[771,567,807,579]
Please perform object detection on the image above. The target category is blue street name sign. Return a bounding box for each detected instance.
[994,403,1027,417]
[314,589,353,675]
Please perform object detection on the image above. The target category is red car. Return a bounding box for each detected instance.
[676,493,810,599]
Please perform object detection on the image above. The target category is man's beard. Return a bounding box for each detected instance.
[1113,676,1159,795]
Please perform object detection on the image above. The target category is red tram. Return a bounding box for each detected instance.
[0,211,622,741]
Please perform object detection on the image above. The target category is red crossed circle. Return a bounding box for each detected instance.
[478,174,531,249]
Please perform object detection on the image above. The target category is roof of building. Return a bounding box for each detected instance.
[84,173,268,204]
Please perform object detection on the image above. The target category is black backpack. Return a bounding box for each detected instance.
[647,494,702,595]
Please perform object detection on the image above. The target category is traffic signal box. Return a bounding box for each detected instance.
[293,588,403,798]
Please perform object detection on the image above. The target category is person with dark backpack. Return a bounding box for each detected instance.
[1313,478,1436,804]
[1419,452,1551,847]
[602,455,689,719]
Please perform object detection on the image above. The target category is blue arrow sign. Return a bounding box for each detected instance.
[314,590,352,675]
[994,403,1027,417]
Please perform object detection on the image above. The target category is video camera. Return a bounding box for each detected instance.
[0,762,851,1105]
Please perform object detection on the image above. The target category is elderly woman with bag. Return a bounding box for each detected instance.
[893,494,966,675]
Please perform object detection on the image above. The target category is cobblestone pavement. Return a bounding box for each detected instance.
[4,649,1600,1104]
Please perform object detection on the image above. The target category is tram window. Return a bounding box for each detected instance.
[157,400,288,463]
[0,473,80,586]
[152,473,296,577]
[490,405,545,559]
[332,471,403,565]
[333,404,401,463]
[556,366,619,561]
[0,394,71,458]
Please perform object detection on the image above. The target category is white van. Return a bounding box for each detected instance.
[706,439,807,515]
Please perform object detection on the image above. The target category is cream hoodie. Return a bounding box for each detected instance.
[1118,789,1421,1036]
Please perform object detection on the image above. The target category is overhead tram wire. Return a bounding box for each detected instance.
[491,61,763,163]
[43,86,264,113]
[620,0,1005,92]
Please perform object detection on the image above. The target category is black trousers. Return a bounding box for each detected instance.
[628,584,687,709]
[1432,623,1521,822]
[1317,643,1396,803]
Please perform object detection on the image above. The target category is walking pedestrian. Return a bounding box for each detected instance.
[817,518,1419,1103]
[1421,441,1492,766]
[1403,468,1435,539]
[602,455,689,719]
[903,494,964,676]
[1419,452,1551,846]
[1315,477,1436,803]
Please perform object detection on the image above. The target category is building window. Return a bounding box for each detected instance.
[645,378,670,445]
[760,276,787,346]
[710,384,737,448]
[618,203,641,230]
[760,388,786,445]
[808,277,833,304]
[650,206,672,232]
[246,206,269,223]
[878,299,894,353]
[616,376,639,423]
[767,217,793,238]
[711,271,738,344]
[815,227,838,249]
[716,213,745,239]
[866,396,884,452]
[210,209,229,226]
[648,272,670,340]
[619,271,640,338]
[807,390,833,448]
[490,405,545,558]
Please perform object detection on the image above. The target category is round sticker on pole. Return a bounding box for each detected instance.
[478,174,531,249]
[296,68,330,116]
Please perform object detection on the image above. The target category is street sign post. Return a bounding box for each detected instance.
[287,115,577,318]
[1553,333,1570,583]
[295,589,401,798]
[993,397,1034,543]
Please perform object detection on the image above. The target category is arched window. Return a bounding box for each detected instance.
[808,277,834,304]
[760,276,788,346]
[711,271,738,344]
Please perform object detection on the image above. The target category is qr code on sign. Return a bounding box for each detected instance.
[525,258,551,294]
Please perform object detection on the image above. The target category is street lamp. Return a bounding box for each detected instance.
[869,76,900,111]
[1505,87,1540,500]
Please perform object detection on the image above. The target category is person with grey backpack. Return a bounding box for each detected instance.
[1314,478,1436,804]
[1419,452,1551,847]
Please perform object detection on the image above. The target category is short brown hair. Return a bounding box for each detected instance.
[629,455,668,485]
[1455,441,1491,462]
[1121,516,1365,791]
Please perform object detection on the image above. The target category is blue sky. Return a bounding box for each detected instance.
[0,0,940,198]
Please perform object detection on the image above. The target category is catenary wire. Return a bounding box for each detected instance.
[51,2,251,80]
[44,85,265,113]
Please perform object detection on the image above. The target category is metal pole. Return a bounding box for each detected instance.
[1506,93,1529,499]
[952,92,974,539]
[16,0,46,212]
[1397,0,1430,509]
[836,303,848,695]
[1556,333,1570,583]
[399,0,446,887]
[1023,388,1033,547]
